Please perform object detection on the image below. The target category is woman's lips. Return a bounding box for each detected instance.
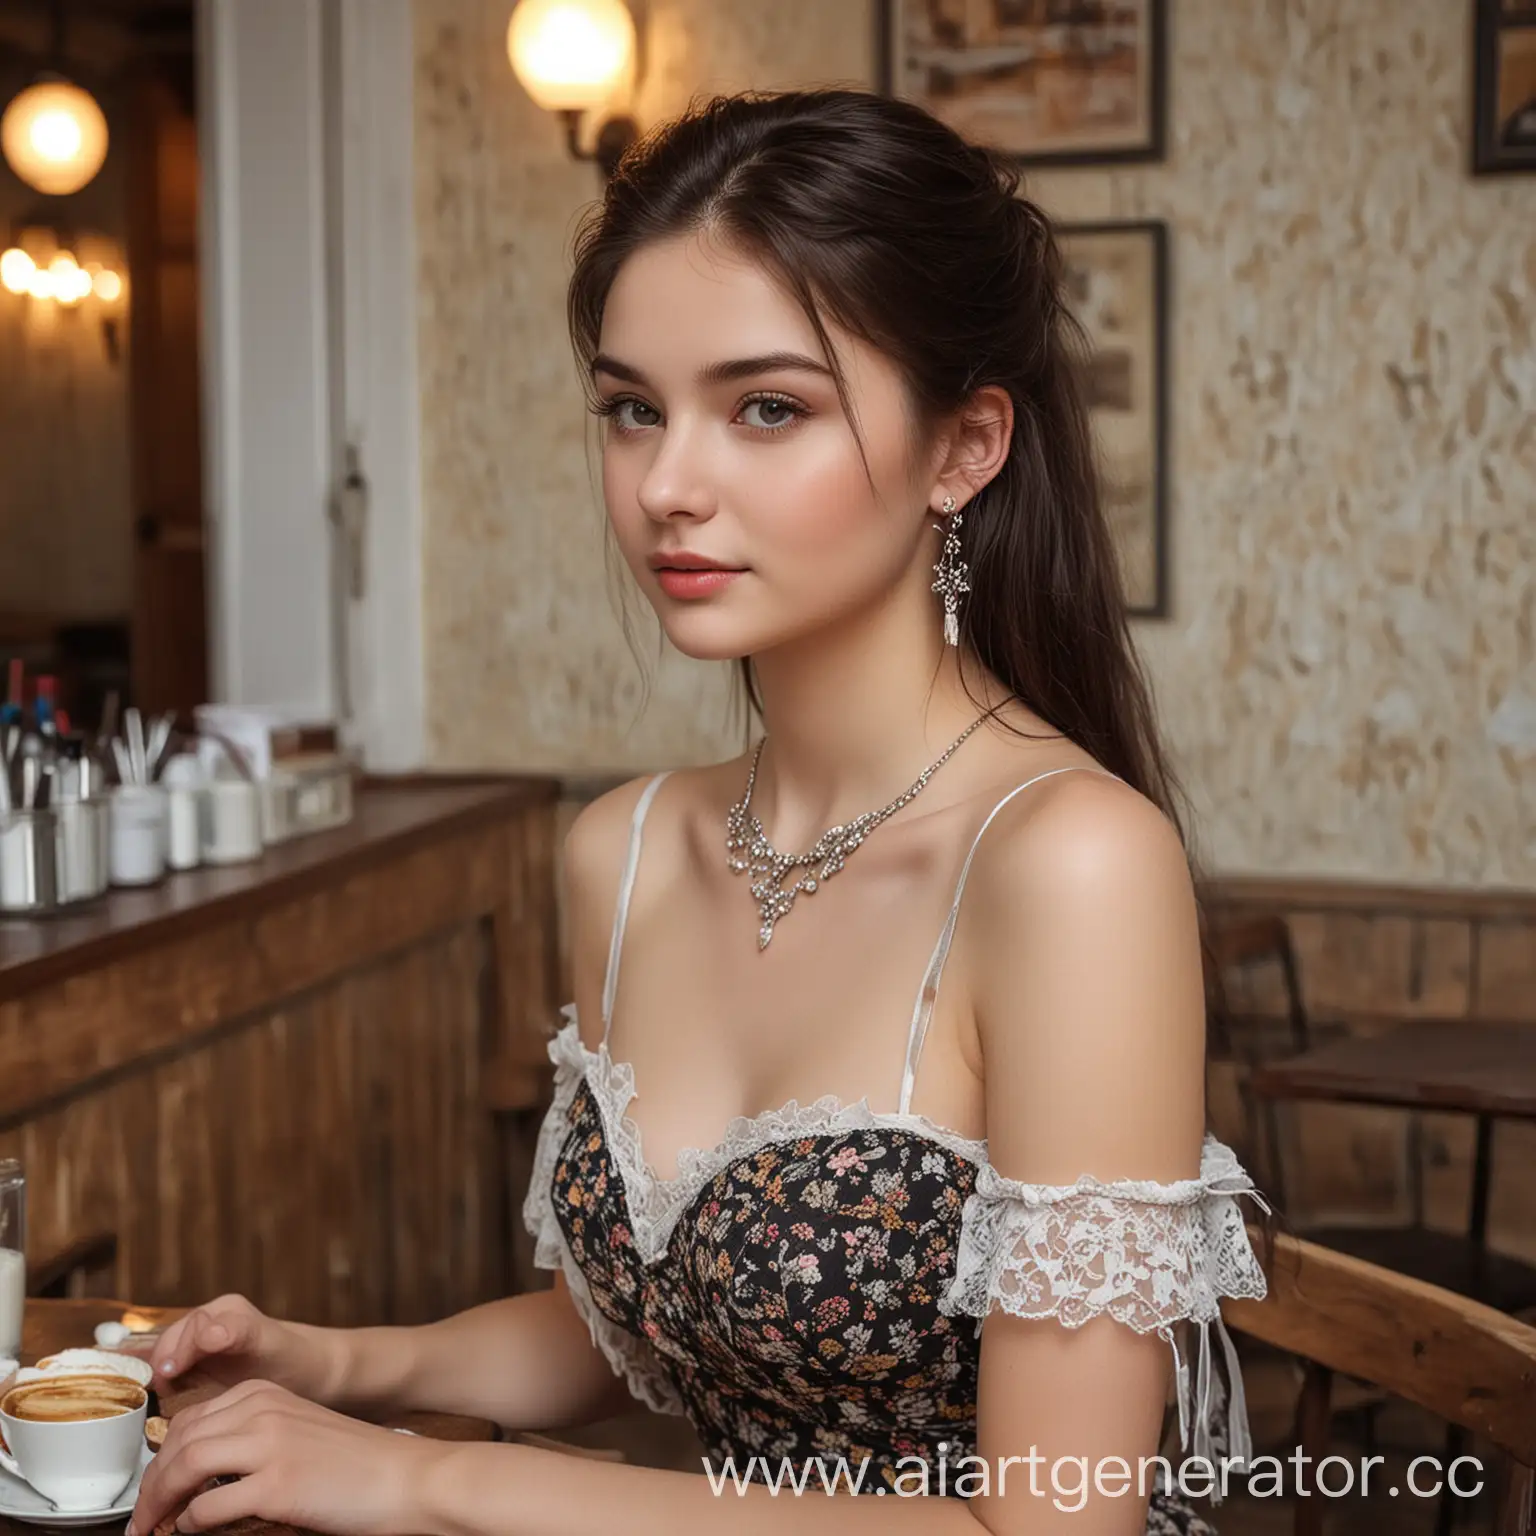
[653,567,744,599]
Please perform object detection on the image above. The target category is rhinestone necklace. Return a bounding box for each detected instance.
[726,708,996,950]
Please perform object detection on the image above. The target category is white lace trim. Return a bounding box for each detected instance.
[519,1007,686,1417]
[545,1003,989,1267]
[935,1134,1272,1498]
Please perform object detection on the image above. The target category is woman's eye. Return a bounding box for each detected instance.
[739,397,800,431]
[613,398,661,430]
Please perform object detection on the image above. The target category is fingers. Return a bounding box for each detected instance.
[167,1473,266,1535]
[146,1315,192,1381]
[130,1382,289,1536]
[150,1297,257,1384]
[129,1429,262,1536]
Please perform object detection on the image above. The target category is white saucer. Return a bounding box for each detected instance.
[0,1441,153,1528]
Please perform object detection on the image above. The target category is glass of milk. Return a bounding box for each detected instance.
[0,1159,24,1362]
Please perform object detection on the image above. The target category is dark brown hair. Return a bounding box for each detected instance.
[567,88,1189,844]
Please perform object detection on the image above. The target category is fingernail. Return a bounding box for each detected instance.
[125,1523,136,1536]
[161,1360,178,1377]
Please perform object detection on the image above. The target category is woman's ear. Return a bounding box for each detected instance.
[929,385,1014,509]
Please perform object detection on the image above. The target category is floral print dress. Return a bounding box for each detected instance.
[523,770,1270,1531]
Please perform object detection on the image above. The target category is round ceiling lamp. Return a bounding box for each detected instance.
[1,77,109,196]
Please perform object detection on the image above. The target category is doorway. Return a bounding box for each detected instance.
[0,0,205,733]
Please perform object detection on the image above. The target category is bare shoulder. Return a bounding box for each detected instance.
[963,768,1206,1182]
[561,774,664,1045]
[561,761,748,1039]
[561,773,659,901]
[967,767,1192,922]
[562,757,746,895]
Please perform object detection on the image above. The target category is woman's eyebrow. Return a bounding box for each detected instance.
[699,351,834,384]
[590,351,833,387]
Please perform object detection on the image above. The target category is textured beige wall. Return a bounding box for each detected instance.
[414,0,1536,889]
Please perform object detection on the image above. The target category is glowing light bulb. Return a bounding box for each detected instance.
[0,247,35,295]
[31,109,83,163]
[92,268,122,302]
[1,80,109,196]
[26,266,55,300]
[54,256,89,306]
[507,0,635,113]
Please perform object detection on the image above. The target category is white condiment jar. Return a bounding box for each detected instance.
[160,754,207,871]
[108,784,167,886]
[204,778,263,864]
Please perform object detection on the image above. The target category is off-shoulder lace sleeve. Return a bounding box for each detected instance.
[520,1005,687,1417]
[936,1133,1270,1490]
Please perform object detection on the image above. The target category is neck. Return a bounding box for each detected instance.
[742,593,1008,850]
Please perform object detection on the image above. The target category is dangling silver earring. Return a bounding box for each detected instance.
[931,493,969,646]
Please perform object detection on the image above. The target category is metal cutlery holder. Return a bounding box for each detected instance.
[0,798,111,915]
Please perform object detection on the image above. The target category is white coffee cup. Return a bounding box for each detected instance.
[0,1375,147,1512]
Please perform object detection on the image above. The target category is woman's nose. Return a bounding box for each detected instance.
[634,418,718,523]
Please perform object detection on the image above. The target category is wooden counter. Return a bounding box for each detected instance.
[0,775,562,1327]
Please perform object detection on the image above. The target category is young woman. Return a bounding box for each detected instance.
[127,89,1268,1536]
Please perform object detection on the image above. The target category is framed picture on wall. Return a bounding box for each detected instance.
[1057,220,1169,617]
[1474,0,1536,172]
[878,0,1167,167]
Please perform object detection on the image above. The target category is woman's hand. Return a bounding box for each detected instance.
[124,1379,446,1536]
[124,1295,345,1404]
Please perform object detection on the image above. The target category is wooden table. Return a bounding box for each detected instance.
[1250,1019,1536,1255]
[2,1299,497,1536]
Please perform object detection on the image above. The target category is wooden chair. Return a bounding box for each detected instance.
[1204,913,1311,1061]
[1203,914,1312,1194]
[25,1232,119,1300]
[1224,1228,1536,1536]
[1204,914,1536,1318]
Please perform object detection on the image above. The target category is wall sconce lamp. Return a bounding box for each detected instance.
[0,1,109,197]
[507,0,640,181]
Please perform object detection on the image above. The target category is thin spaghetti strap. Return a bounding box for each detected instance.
[600,771,673,1048]
[897,765,1120,1116]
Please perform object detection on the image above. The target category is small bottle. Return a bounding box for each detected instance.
[0,1159,24,1363]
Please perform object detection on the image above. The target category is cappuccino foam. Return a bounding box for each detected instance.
[2,1374,145,1424]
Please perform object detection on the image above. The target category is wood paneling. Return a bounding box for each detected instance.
[1203,885,1536,1030]
[1477,922,1536,1023]
[0,778,562,1325]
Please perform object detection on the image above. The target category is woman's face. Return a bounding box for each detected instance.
[592,230,936,662]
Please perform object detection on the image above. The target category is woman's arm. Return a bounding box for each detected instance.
[322,1273,635,1428]
[960,771,1209,1536]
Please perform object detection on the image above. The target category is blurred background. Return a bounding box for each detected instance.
[0,3,1533,1533]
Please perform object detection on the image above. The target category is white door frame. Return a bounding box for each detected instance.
[196,0,424,769]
